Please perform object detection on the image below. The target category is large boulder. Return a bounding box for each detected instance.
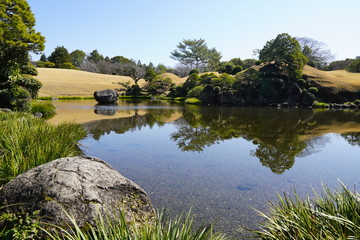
[0,156,154,227]
[301,91,315,106]
[287,82,302,105]
[94,89,119,104]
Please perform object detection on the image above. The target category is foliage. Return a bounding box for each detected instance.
[217,62,242,75]
[0,0,45,110]
[36,61,55,68]
[87,49,104,63]
[210,74,235,90]
[127,84,141,95]
[170,39,222,71]
[0,209,41,240]
[259,33,308,80]
[119,62,146,84]
[296,37,334,69]
[346,58,360,73]
[20,63,38,76]
[146,77,174,96]
[15,75,42,98]
[30,100,56,118]
[189,69,200,75]
[70,49,86,67]
[185,98,202,105]
[59,62,76,69]
[48,46,71,68]
[327,58,355,70]
[43,209,226,240]
[251,183,360,239]
[187,85,204,98]
[0,112,86,184]
[308,86,318,94]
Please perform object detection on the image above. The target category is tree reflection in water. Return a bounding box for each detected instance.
[86,102,360,174]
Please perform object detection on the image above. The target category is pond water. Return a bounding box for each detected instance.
[49,100,360,237]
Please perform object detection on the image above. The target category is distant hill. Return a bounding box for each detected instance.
[36,67,360,100]
[36,68,145,97]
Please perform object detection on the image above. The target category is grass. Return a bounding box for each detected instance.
[0,112,86,185]
[42,209,226,240]
[30,100,56,118]
[251,182,360,239]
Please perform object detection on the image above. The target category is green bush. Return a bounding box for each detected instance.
[0,87,30,111]
[36,61,55,68]
[59,62,77,69]
[20,63,38,76]
[308,86,318,94]
[16,76,42,98]
[187,86,204,98]
[185,98,202,105]
[0,112,86,185]
[189,69,200,75]
[30,100,56,119]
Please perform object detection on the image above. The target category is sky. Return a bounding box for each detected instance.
[27,0,360,67]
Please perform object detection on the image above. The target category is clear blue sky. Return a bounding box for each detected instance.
[27,0,360,67]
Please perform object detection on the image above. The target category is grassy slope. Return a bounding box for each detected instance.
[36,67,360,97]
[303,65,360,92]
[36,68,145,97]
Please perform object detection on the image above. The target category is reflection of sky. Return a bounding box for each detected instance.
[80,122,360,237]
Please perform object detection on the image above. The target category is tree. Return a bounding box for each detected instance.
[70,49,86,67]
[87,49,104,63]
[346,58,360,73]
[0,0,45,110]
[259,33,307,80]
[170,39,222,71]
[40,54,47,62]
[48,46,71,67]
[296,37,334,69]
[120,62,146,84]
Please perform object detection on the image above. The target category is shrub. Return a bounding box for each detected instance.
[308,86,319,94]
[30,100,56,119]
[187,86,204,98]
[36,61,55,68]
[231,65,243,75]
[21,63,38,76]
[16,76,42,98]
[0,86,30,111]
[185,98,202,105]
[59,62,77,69]
[189,69,200,75]
[0,112,86,184]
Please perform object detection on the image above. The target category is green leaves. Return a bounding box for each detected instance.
[259,33,307,80]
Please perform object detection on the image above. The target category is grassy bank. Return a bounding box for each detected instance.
[0,112,86,185]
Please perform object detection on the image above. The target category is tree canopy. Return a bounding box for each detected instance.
[259,33,307,80]
[0,0,45,110]
[170,39,222,72]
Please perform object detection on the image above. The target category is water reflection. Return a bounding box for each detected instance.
[83,102,360,174]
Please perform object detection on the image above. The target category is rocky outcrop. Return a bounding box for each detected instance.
[94,89,119,104]
[0,156,154,227]
[301,91,316,106]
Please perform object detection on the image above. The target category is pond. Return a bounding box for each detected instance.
[49,99,360,237]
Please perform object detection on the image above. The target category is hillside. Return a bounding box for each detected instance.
[36,68,145,97]
[36,67,360,99]
[303,65,360,92]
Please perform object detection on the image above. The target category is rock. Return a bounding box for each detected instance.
[287,82,302,105]
[33,112,43,118]
[0,156,154,227]
[217,91,236,105]
[0,108,12,112]
[94,89,119,104]
[301,91,315,106]
[94,104,117,116]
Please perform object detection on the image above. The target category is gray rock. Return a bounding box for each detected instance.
[94,89,119,104]
[0,156,154,227]
[287,82,302,105]
[0,108,12,112]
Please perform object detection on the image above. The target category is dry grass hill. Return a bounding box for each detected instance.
[36,67,360,98]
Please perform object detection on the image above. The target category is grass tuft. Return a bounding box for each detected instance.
[251,182,360,239]
[0,112,86,185]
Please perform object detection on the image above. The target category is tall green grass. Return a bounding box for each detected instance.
[0,112,86,185]
[44,209,226,240]
[251,182,360,239]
